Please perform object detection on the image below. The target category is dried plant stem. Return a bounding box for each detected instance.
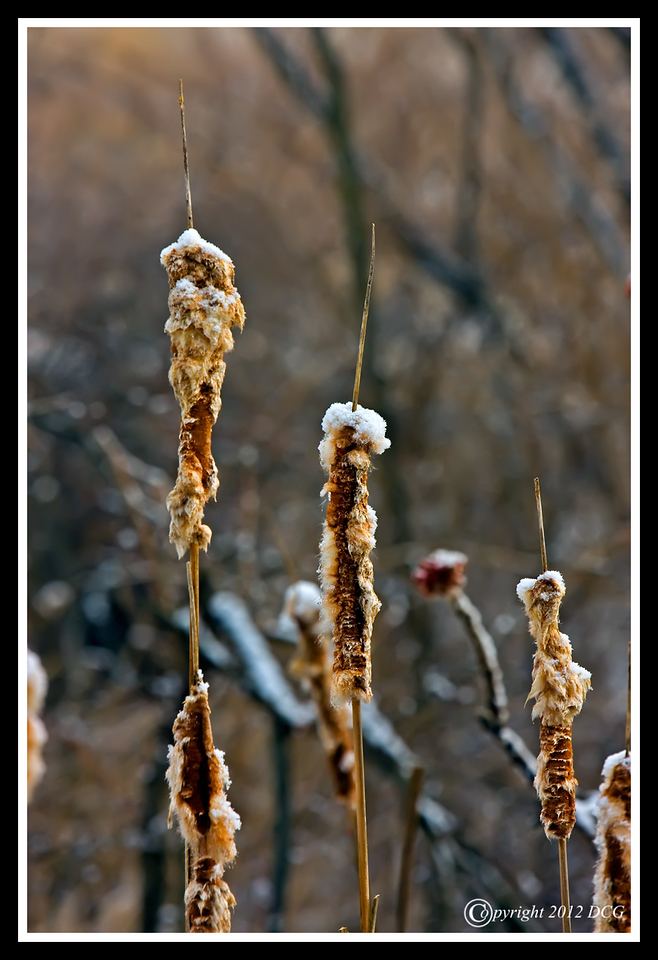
[558,839,571,933]
[187,543,200,691]
[352,224,375,413]
[352,699,370,931]
[352,225,375,932]
[534,477,548,573]
[179,80,193,230]
[396,765,424,932]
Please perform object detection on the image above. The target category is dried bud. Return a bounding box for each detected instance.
[412,549,468,599]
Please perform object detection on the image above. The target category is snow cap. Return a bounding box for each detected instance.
[319,402,390,471]
[160,228,232,266]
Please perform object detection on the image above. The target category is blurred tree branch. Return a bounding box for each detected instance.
[478,28,629,276]
[537,26,631,206]
[251,26,499,328]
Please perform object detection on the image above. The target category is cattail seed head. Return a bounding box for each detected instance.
[592,751,631,933]
[517,571,591,840]
[318,403,390,705]
[282,580,355,807]
[166,672,240,931]
[161,229,246,559]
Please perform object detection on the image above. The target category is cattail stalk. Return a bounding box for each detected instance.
[592,751,631,933]
[163,86,245,931]
[318,401,390,931]
[516,570,591,929]
[317,223,386,932]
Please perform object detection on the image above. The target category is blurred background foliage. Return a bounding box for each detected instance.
[25,23,632,935]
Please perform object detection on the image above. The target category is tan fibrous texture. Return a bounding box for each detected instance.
[161,229,246,559]
[592,752,631,933]
[185,858,237,934]
[282,581,355,807]
[27,649,48,803]
[517,571,591,839]
[166,673,240,932]
[318,403,390,705]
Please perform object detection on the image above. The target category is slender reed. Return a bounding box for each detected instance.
[395,765,424,932]
[516,480,591,933]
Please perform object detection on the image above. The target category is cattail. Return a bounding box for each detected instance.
[166,671,240,933]
[516,571,591,840]
[592,751,631,933]
[27,649,48,803]
[282,580,355,806]
[318,401,390,705]
[161,228,246,559]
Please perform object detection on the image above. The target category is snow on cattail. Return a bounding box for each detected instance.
[592,751,631,933]
[27,649,48,803]
[166,672,240,933]
[161,228,246,559]
[411,549,468,599]
[282,580,355,807]
[318,402,390,705]
[517,571,591,840]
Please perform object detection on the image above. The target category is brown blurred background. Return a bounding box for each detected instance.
[25,23,632,935]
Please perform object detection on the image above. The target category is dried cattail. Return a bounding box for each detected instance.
[282,580,355,806]
[27,649,48,803]
[318,402,390,705]
[161,228,246,559]
[166,671,240,932]
[517,571,591,839]
[592,751,631,933]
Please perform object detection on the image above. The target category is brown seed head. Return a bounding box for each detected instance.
[161,229,246,558]
[318,403,390,705]
[592,751,631,933]
[517,571,591,840]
